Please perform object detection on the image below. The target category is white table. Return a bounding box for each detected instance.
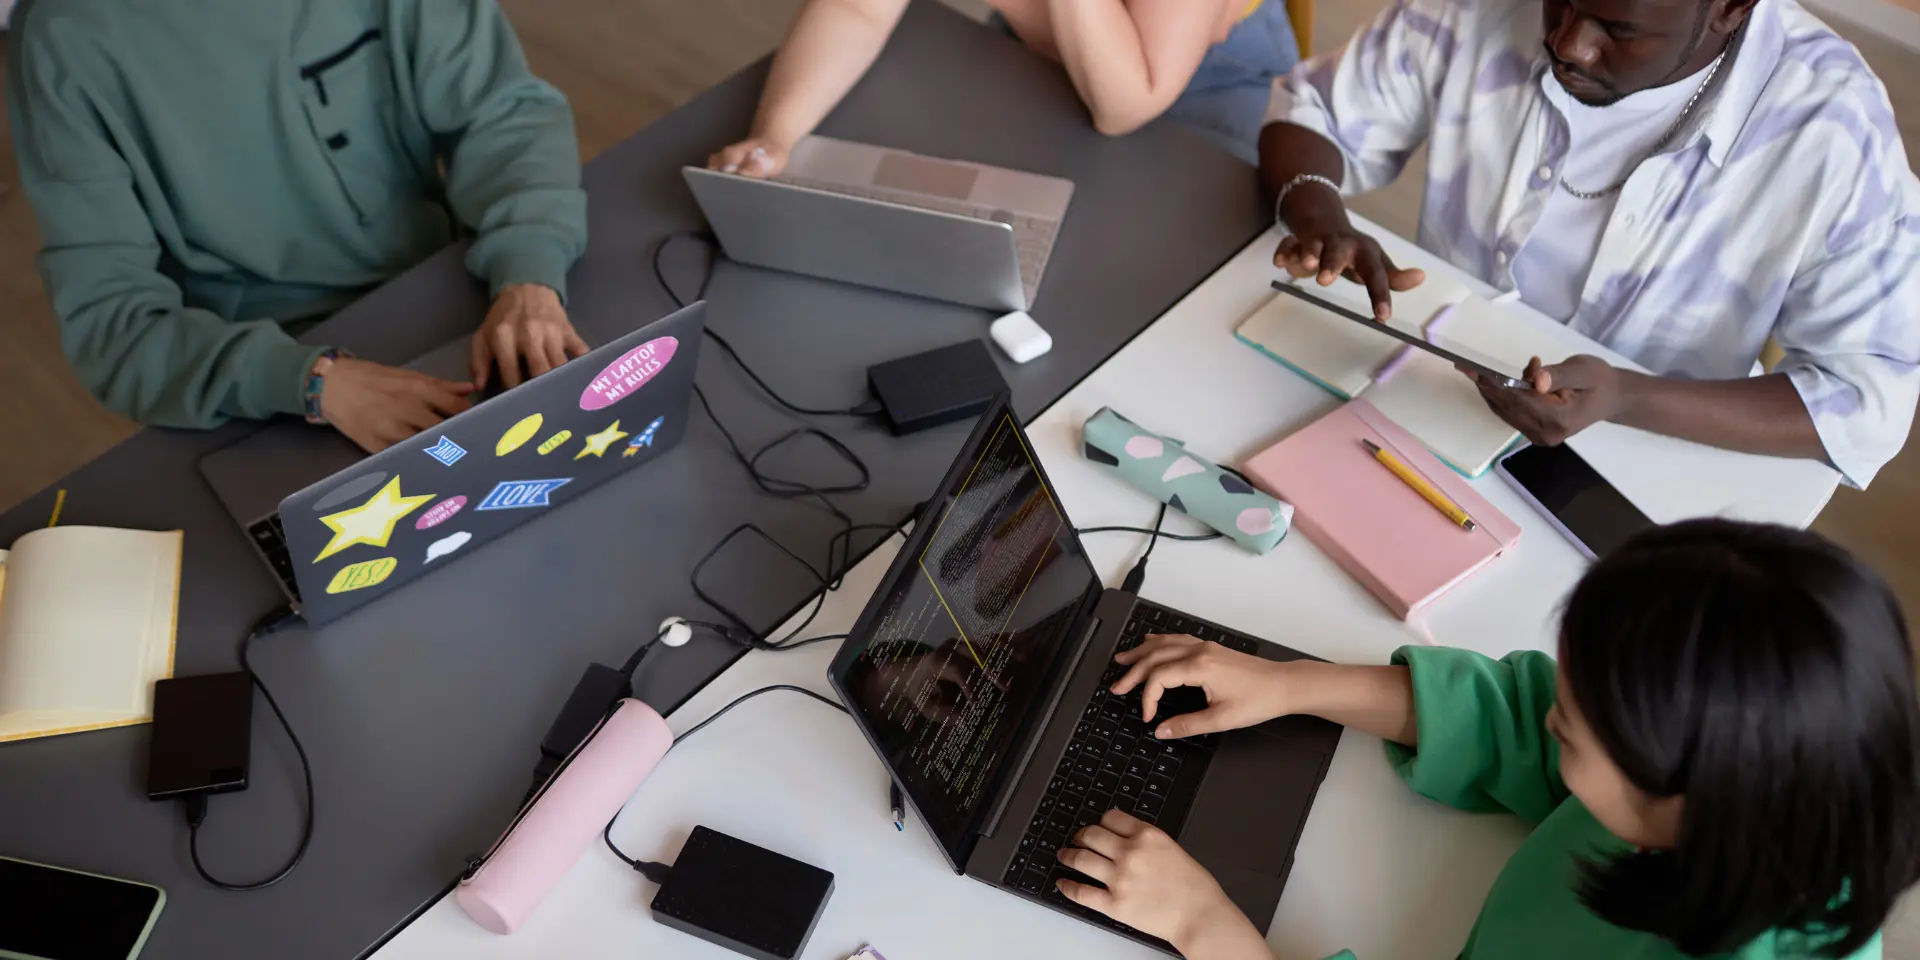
[374,224,1839,960]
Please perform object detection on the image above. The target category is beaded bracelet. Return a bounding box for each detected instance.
[303,348,351,425]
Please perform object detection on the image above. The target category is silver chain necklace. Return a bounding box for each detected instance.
[1556,50,1727,201]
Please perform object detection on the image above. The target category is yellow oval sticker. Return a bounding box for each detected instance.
[496,414,544,456]
[326,557,398,594]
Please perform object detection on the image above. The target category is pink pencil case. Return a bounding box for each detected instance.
[456,698,675,934]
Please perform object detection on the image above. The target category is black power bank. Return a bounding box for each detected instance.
[147,672,254,800]
[650,826,834,960]
[866,339,1008,435]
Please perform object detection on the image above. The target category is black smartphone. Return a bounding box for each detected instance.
[1496,444,1656,560]
[1268,280,1529,388]
[0,856,165,960]
[146,671,253,801]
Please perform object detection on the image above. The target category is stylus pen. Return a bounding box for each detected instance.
[1363,439,1477,531]
[889,783,904,832]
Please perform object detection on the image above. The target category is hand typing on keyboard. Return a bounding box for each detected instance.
[1054,811,1271,959]
[1110,633,1308,740]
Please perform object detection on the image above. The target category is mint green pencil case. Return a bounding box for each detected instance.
[1081,407,1292,555]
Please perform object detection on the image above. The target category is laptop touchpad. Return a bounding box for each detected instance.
[1180,733,1324,876]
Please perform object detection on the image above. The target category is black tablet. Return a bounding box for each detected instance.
[1269,280,1528,388]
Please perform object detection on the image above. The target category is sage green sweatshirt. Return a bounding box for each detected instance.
[6,0,587,427]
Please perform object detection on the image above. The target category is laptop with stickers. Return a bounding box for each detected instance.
[199,303,705,626]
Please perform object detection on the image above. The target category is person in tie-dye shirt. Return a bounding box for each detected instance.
[1258,0,1920,488]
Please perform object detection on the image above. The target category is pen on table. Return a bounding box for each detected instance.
[1362,439,1477,531]
[889,782,904,831]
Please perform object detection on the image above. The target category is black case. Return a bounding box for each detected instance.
[650,826,834,960]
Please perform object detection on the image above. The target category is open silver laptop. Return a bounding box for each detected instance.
[683,136,1073,312]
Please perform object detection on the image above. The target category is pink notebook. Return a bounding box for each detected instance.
[1242,400,1521,620]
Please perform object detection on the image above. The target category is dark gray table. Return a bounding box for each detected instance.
[0,3,1261,956]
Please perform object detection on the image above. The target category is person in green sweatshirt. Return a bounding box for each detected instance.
[6,0,589,452]
[1062,518,1920,959]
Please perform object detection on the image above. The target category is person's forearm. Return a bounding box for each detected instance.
[1046,0,1205,136]
[749,0,907,147]
[1283,661,1418,746]
[1173,909,1277,960]
[1256,122,1348,223]
[1614,370,1826,461]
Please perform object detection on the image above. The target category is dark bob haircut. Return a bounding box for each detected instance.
[1561,518,1920,957]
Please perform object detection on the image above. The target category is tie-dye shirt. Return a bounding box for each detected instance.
[1267,0,1920,487]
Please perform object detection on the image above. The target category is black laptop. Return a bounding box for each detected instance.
[199,302,704,625]
[828,397,1342,952]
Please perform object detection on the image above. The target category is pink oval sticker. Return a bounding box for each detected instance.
[580,336,679,411]
[415,496,467,530]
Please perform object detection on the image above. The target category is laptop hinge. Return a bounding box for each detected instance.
[978,613,1103,842]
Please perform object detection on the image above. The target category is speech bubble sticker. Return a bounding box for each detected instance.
[536,430,573,455]
[312,476,434,563]
[326,557,398,594]
[496,414,544,456]
[574,420,628,460]
[580,337,678,411]
[415,495,467,530]
[424,531,472,564]
[621,416,666,458]
[476,478,571,511]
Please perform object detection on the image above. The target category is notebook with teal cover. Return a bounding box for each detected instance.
[1236,282,1573,478]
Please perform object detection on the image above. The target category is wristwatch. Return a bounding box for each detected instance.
[303,348,351,425]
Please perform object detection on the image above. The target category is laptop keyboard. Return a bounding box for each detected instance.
[777,175,1058,302]
[247,514,302,603]
[1003,600,1260,943]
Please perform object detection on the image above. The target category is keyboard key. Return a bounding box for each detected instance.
[1116,775,1144,801]
[1070,755,1100,779]
[1099,755,1127,777]
[1111,795,1138,816]
[1145,773,1174,799]
[1035,794,1056,817]
[1090,718,1118,741]
[1066,772,1093,796]
[1047,776,1066,796]
[1048,809,1076,834]
[1009,852,1030,875]
[1076,721,1092,739]
[1092,771,1119,795]
[1136,795,1165,822]
[1019,835,1036,853]
[1084,736,1110,757]
[1018,868,1049,895]
[1111,733,1138,756]
[1151,756,1181,778]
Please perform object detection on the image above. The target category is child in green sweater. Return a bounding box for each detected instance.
[1060,518,1920,958]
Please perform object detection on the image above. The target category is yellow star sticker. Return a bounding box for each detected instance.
[575,420,629,460]
[312,476,435,563]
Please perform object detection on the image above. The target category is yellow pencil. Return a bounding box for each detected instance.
[1362,440,1476,531]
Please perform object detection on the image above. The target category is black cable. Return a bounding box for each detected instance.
[1076,525,1222,542]
[601,684,849,876]
[183,606,315,891]
[655,231,881,418]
